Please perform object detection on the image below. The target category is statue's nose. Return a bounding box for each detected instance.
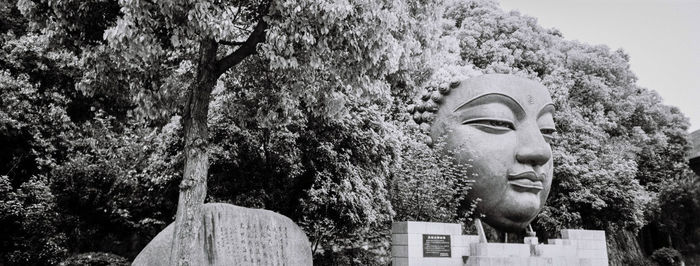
[515,123,552,166]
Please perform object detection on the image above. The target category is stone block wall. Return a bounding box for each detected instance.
[392,221,469,266]
[391,221,609,266]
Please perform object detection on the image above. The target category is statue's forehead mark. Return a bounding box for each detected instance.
[452,92,525,114]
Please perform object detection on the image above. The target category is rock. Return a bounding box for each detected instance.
[133,203,312,266]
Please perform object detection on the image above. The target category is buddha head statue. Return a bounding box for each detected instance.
[410,74,556,232]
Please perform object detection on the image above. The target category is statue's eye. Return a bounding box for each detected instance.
[540,128,556,135]
[540,128,557,142]
[464,119,515,130]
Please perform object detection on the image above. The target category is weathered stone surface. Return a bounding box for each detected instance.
[132,203,312,266]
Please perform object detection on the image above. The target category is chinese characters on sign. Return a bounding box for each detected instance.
[422,234,451,257]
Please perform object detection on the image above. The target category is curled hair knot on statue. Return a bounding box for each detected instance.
[407,80,461,145]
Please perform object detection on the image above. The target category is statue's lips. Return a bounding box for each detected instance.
[507,171,544,192]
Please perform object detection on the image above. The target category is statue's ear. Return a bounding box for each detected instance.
[432,112,454,136]
[428,118,452,149]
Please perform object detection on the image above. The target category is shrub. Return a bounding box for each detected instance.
[59,252,129,266]
[650,247,682,266]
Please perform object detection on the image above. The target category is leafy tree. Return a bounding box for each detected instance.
[651,247,683,266]
[1,1,173,262]
[0,68,72,265]
[104,0,443,263]
[50,113,182,257]
[0,175,66,265]
[205,65,400,255]
[389,127,476,224]
[649,173,700,256]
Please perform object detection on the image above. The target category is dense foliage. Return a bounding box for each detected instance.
[0,0,695,265]
[60,252,130,266]
[648,173,700,257]
[651,247,683,266]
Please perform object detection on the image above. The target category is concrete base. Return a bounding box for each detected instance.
[392,222,608,266]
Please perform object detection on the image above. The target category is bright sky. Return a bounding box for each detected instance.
[497,0,700,132]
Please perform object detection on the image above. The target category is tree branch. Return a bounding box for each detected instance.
[215,19,268,76]
[231,6,243,25]
[218,40,246,46]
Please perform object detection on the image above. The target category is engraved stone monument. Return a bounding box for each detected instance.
[133,203,312,265]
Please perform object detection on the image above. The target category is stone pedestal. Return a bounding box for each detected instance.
[133,203,312,266]
[391,221,609,266]
[392,221,475,266]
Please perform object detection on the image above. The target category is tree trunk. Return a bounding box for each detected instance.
[169,39,219,266]
[168,18,267,265]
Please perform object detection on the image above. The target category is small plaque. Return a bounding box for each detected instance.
[422,234,451,257]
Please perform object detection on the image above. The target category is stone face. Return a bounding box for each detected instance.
[392,221,462,235]
[429,74,555,232]
[132,203,312,266]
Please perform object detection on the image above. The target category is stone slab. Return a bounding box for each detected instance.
[132,203,312,266]
[535,244,564,257]
[577,249,608,259]
[466,256,562,266]
[561,229,605,240]
[393,256,465,266]
[547,239,573,245]
[392,234,411,246]
[392,221,462,235]
[453,235,480,247]
[392,233,478,247]
[470,243,530,257]
[575,239,608,250]
[392,245,421,258]
[579,258,608,266]
[392,244,469,258]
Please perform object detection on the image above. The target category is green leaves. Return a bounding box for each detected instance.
[0,175,67,265]
[105,0,262,59]
[262,0,443,114]
[389,125,475,224]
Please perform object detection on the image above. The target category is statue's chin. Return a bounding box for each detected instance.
[482,212,536,232]
[481,196,541,232]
